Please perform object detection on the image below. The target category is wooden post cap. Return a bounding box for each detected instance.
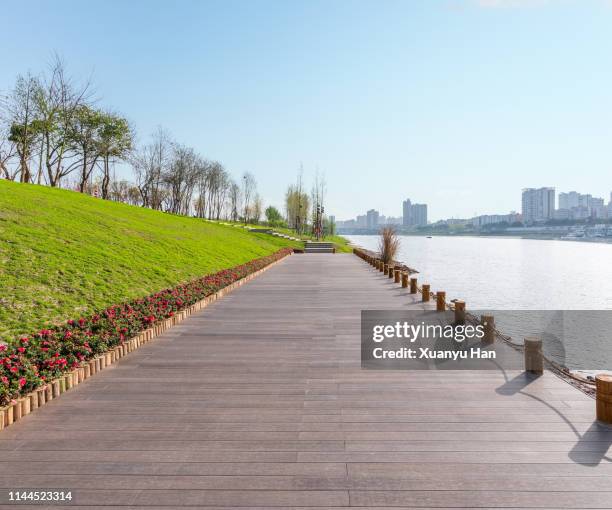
[524,336,544,375]
[436,291,446,311]
[454,300,466,324]
[410,278,417,294]
[422,284,430,302]
[481,314,495,344]
[596,375,612,424]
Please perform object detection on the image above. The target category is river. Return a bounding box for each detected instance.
[346,235,612,370]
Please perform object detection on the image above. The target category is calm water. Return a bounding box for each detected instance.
[346,235,612,369]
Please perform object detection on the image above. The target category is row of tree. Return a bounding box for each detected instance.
[1,58,332,234]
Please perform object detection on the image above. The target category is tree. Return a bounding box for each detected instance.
[4,73,42,183]
[242,172,256,224]
[310,171,326,239]
[37,57,92,187]
[228,181,241,222]
[285,166,310,234]
[70,105,104,192]
[97,112,132,199]
[131,127,172,209]
[251,194,263,223]
[265,205,283,225]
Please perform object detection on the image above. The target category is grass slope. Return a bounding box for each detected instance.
[0,180,298,340]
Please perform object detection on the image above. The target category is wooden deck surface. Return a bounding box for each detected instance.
[1,253,611,509]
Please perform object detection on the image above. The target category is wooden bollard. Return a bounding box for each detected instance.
[6,405,14,426]
[383,263,389,275]
[38,388,46,406]
[21,396,31,417]
[422,284,430,302]
[45,384,53,402]
[394,269,401,283]
[0,408,4,430]
[436,291,446,311]
[52,380,61,398]
[388,266,394,279]
[30,392,38,410]
[13,400,23,421]
[454,300,466,325]
[524,337,543,375]
[409,278,417,294]
[596,375,612,424]
[481,315,495,344]
[401,272,408,288]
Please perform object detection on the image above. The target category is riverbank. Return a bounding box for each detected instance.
[339,231,612,244]
[346,234,612,371]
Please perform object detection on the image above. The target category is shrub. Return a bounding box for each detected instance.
[378,227,400,264]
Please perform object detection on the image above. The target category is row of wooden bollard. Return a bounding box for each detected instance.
[368,256,448,311]
[0,253,292,432]
[355,248,612,425]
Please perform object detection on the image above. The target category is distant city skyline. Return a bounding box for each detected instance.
[338,186,612,228]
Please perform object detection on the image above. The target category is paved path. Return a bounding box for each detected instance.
[1,253,611,509]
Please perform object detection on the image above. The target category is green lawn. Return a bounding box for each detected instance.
[0,180,299,340]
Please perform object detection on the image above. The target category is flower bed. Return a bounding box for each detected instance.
[0,248,292,407]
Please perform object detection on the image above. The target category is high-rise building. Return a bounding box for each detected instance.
[558,191,580,210]
[366,209,379,229]
[521,188,555,224]
[590,197,606,219]
[403,199,428,226]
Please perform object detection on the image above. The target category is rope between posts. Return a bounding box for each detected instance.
[353,248,597,388]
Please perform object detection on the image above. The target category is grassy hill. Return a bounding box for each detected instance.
[0,180,298,340]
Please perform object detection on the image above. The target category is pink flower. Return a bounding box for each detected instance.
[18,378,26,387]
[1,376,8,384]
[17,347,26,353]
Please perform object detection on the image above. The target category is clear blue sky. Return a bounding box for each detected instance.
[2,0,612,221]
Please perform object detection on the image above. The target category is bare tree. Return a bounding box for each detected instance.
[131,127,171,209]
[252,193,263,223]
[164,145,199,215]
[242,172,256,224]
[228,181,241,221]
[285,166,309,233]
[0,136,18,180]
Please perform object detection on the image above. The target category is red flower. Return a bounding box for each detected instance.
[18,378,26,388]
[17,347,26,353]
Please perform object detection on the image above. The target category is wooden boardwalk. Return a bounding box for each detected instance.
[1,253,611,509]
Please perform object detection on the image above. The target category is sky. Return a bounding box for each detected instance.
[2,0,612,221]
